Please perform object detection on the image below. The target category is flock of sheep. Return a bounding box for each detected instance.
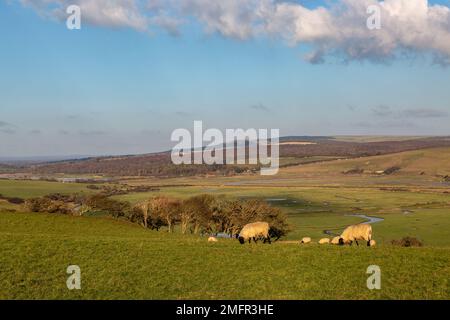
[208,221,376,247]
[301,223,375,246]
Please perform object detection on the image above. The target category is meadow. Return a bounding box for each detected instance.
[113,184,450,245]
[0,179,92,199]
[1,212,449,300]
[1,147,449,299]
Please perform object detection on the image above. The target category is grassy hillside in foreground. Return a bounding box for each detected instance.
[1,212,449,300]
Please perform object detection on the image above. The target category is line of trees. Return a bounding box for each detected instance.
[131,194,290,239]
[24,193,290,239]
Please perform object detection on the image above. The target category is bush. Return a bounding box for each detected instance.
[6,197,25,204]
[238,199,290,240]
[82,194,131,218]
[0,194,25,204]
[24,197,72,214]
[342,168,364,175]
[384,166,401,175]
[23,193,125,216]
[391,236,423,247]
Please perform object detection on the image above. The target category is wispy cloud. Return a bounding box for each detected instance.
[250,103,271,112]
[79,130,107,136]
[371,105,393,117]
[400,108,449,118]
[174,111,194,117]
[0,121,14,127]
[65,114,82,120]
[353,120,418,129]
[371,106,448,118]
[17,0,450,64]
[0,128,16,135]
[0,121,16,134]
[347,104,357,112]
[58,129,70,135]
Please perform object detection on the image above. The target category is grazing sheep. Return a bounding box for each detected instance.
[300,237,311,244]
[331,236,340,245]
[238,222,271,244]
[339,224,372,246]
[208,236,218,242]
[319,238,330,244]
[369,239,376,247]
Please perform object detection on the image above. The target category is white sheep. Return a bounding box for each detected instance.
[208,236,218,242]
[339,224,372,246]
[319,238,330,244]
[300,237,311,244]
[331,236,340,245]
[369,239,376,247]
[238,222,271,244]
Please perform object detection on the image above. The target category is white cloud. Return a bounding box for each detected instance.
[147,0,267,39]
[18,0,450,64]
[20,0,148,30]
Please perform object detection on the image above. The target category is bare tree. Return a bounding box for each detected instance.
[151,196,180,233]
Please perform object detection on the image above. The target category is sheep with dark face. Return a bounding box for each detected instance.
[331,236,340,245]
[238,222,271,244]
[339,224,372,246]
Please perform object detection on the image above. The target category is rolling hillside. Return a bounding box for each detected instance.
[283,147,450,177]
[4,136,450,177]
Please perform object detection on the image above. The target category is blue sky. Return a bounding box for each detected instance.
[1,0,450,156]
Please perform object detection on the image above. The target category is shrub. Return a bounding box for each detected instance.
[0,194,25,204]
[86,184,100,190]
[343,168,364,175]
[391,236,423,247]
[384,166,401,175]
[82,194,130,218]
[23,197,72,214]
[6,197,25,204]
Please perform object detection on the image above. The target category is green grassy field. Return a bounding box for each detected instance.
[113,184,450,245]
[1,212,449,300]
[0,179,92,199]
[1,148,449,299]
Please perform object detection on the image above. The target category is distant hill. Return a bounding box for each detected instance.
[6,136,450,177]
[0,155,94,165]
[300,147,450,177]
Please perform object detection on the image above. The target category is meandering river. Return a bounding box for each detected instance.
[324,214,384,236]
